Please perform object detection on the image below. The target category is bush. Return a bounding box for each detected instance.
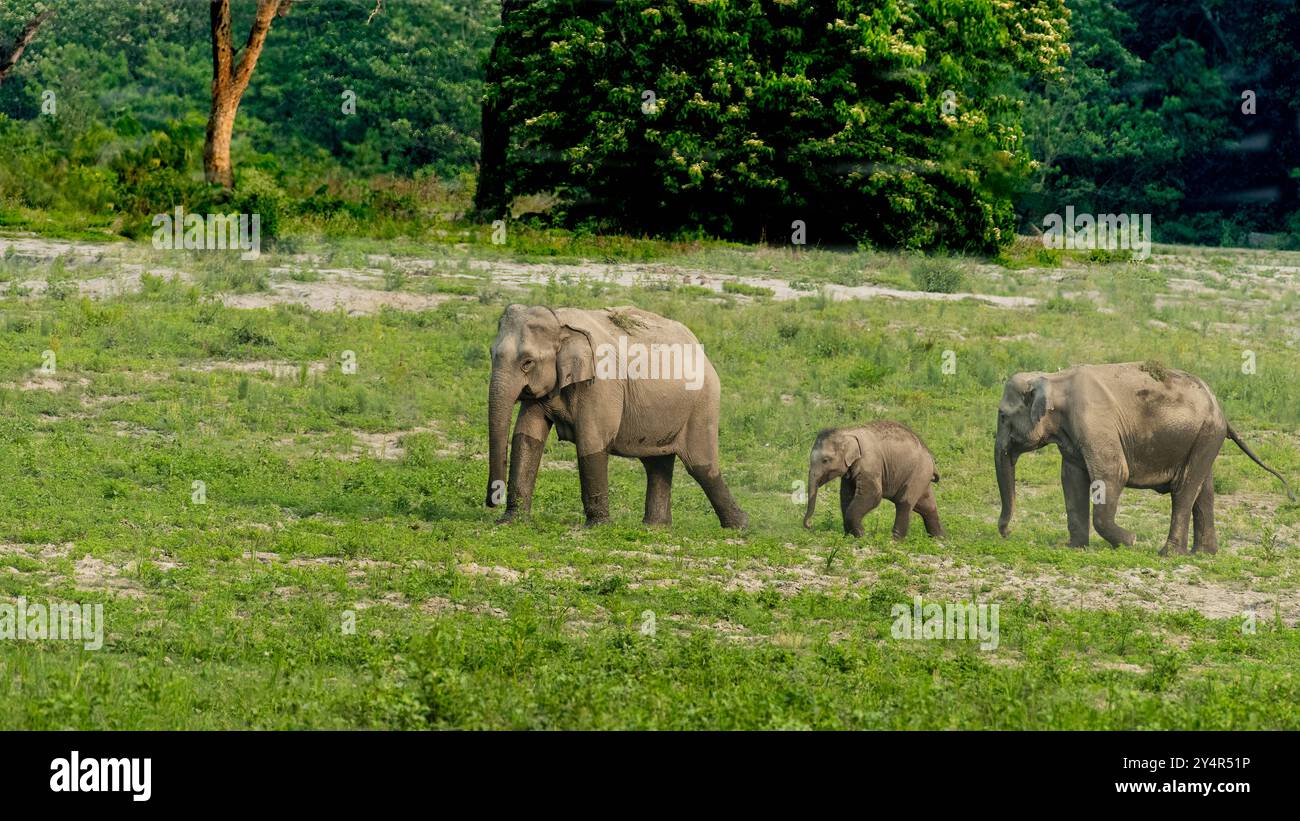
[722,281,774,298]
[909,257,965,293]
[232,168,289,243]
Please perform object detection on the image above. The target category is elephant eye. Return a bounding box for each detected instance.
[521,358,535,373]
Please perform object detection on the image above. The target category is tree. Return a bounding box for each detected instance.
[473,0,527,219]
[0,7,54,87]
[478,0,1070,252]
[204,0,292,189]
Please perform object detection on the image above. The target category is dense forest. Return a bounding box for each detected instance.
[0,0,1297,250]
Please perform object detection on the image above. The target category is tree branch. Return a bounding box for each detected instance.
[231,0,288,94]
[210,0,234,91]
[0,8,56,86]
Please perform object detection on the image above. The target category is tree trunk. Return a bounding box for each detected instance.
[0,9,55,87]
[204,0,290,189]
[473,0,524,220]
[205,91,239,190]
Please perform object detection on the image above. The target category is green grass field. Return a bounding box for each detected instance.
[1,231,1298,729]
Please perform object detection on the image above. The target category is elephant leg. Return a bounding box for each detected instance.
[1159,478,1201,556]
[891,501,914,541]
[641,454,675,526]
[499,402,551,524]
[684,462,748,529]
[1191,473,1217,554]
[577,449,611,527]
[844,479,882,538]
[1089,470,1135,548]
[839,473,857,527]
[1163,433,1222,557]
[679,401,747,529]
[915,486,945,538]
[1061,459,1091,547]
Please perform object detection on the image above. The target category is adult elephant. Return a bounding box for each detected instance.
[486,304,748,529]
[995,362,1293,555]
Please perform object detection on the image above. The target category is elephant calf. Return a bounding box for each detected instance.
[486,304,748,529]
[802,421,944,540]
[995,362,1295,555]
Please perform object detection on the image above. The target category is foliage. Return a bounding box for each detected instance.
[1021,0,1300,244]
[483,0,1070,252]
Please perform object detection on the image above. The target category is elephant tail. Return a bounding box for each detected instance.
[1227,425,1296,502]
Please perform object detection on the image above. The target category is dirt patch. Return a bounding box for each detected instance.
[191,360,329,379]
[0,236,118,262]
[459,562,523,583]
[468,258,1038,308]
[110,420,159,438]
[344,426,439,460]
[720,560,857,595]
[1,268,189,300]
[2,375,90,393]
[353,592,411,610]
[221,281,461,315]
[0,542,72,561]
[274,423,452,461]
[664,613,760,643]
[912,554,1300,626]
[73,556,146,599]
[420,596,508,618]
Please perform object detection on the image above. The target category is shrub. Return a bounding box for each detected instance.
[232,168,289,243]
[909,257,965,293]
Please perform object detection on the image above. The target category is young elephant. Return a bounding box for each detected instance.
[995,362,1295,555]
[802,421,944,540]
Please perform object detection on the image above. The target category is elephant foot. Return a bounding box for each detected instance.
[1191,540,1218,555]
[584,514,611,528]
[1098,529,1135,548]
[719,509,749,530]
[495,508,527,525]
[1066,538,1089,548]
[642,514,672,528]
[1159,540,1190,557]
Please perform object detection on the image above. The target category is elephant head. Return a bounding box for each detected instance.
[803,428,863,528]
[485,305,610,507]
[995,372,1058,536]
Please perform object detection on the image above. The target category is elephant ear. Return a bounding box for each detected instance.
[845,430,867,471]
[552,309,616,394]
[1028,377,1054,430]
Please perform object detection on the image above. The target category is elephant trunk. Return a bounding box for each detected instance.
[995,435,1018,537]
[486,368,520,507]
[802,467,821,528]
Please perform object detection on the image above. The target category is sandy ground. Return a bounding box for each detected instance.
[2,235,1037,312]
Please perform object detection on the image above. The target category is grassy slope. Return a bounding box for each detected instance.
[0,234,1298,729]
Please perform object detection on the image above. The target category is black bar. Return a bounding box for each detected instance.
[1,731,1287,808]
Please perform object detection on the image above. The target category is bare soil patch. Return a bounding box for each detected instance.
[221,281,461,315]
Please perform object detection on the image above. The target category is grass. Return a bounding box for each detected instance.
[1,230,1299,728]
